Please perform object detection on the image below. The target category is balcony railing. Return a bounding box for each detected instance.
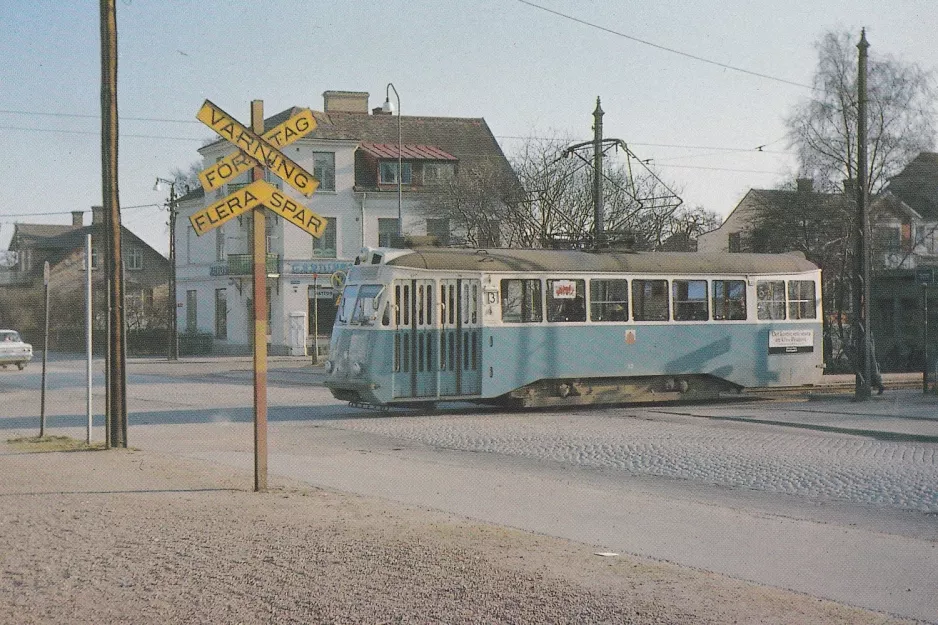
[224,254,281,276]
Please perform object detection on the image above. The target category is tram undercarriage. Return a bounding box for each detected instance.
[492,374,743,408]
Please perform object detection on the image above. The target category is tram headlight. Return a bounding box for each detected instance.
[351,361,364,377]
[324,360,334,374]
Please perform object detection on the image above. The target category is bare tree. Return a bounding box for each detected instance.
[786,29,936,195]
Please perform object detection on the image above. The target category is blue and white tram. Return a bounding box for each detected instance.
[323,247,824,407]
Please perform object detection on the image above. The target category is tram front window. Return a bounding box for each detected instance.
[337,285,359,325]
[351,285,385,326]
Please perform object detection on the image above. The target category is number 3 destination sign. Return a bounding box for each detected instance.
[189,100,327,238]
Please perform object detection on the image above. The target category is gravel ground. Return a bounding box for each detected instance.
[0,445,917,625]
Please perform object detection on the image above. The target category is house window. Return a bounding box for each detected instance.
[426,219,450,245]
[312,217,337,258]
[215,288,227,339]
[423,163,454,185]
[312,152,336,191]
[712,280,747,320]
[500,279,542,323]
[215,229,226,261]
[631,279,669,321]
[788,280,817,319]
[728,232,742,253]
[127,247,143,270]
[380,162,412,185]
[90,248,99,269]
[378,218,399,247]
[672,279,709,321]
[590,279,628,322]
[477,220,500,248]
[756,280,786,320]
[186,290,197,333]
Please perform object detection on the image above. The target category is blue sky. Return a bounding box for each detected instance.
[2,0,935,255]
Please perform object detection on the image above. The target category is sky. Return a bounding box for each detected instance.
[1,0,936,256]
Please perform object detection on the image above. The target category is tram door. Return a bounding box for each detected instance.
[391,279,437,399]
[438,278,482,397]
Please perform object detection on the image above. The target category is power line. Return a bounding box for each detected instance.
[0,108,201,124]
[1,203,161,219]
[515,0,814,90]
[0,124,203,142]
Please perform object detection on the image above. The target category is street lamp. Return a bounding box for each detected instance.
[154,177,179,360]
[382,83,402,239]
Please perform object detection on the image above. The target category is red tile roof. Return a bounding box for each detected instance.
[360,142,456,161]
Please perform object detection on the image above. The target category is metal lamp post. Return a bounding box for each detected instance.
[154,177,179,360]
[383,83,402,238]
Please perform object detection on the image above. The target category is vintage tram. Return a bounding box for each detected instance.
[323,247,823,408]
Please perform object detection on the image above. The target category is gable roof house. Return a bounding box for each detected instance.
[175,89,519,356]
[0,208,170,346]
[872,152,938,270]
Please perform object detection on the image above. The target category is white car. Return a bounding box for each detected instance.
[0,330,33,370]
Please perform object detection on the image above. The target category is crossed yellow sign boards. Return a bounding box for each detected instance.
[189,100,327,238]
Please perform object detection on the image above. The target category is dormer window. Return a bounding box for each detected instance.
[380,162,412,185]
[423,163,454,185]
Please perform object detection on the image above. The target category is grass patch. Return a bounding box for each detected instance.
[6,436,106,453]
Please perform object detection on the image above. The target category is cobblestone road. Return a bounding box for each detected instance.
[330,408,938,513]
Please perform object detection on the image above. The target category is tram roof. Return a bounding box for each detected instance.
[386,248,819,275]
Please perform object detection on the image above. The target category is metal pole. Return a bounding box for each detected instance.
[168,182,178,360]
[924,284,930,394]
[100,0,127,443]
[592,97,605,248]
[251,99,268,492]
[386,83,402,238]
[854,29,872,400]
[313,274,320,365]
[86,234,93,444]
[40,261,50,438]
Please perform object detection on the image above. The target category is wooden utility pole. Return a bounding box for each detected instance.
[100,0,127,443]
[854,29,872,401]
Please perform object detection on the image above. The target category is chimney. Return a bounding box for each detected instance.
[92,205,104,224]
[322,90,369,114]
[796,178,813,194]
[71,211,84,227]
[843,178,857,196]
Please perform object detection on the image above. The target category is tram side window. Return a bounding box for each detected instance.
[788,280,817,319]
[547,279,586,322]
[756,280,786,320]
[632,279,669,321]
[590,279,628,321]
[672,279,709,321]
[712,280,747,320]
[501,279,542,323]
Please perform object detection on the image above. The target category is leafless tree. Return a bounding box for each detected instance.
[786,29,936,195]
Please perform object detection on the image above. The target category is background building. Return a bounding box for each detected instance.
[175,90,518,356]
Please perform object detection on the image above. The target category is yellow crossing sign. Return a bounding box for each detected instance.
[190,180,326,238]
[198,108,317,192]
[196,100,318,197]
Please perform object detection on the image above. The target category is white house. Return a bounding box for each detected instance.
[173,90,516,355]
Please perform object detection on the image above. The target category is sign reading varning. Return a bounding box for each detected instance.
[198,108,317,192]
[196,100,318,196]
